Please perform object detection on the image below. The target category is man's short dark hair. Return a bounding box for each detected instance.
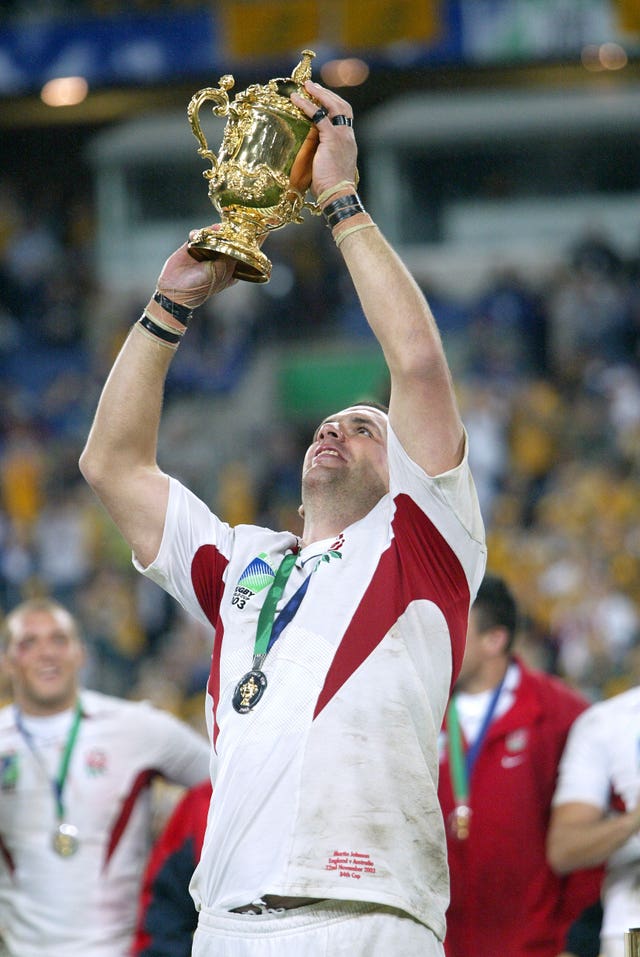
[472,574,518,653]
[353,399,389,415]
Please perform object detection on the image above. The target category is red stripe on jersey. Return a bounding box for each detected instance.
[313,493,470,719]
[207,623,225,750]
[191,544,229,750]
[104,768,156,868]
[610,787,626,814]
[191,544,229,627]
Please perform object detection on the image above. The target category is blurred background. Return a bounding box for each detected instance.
[1,0,640,725]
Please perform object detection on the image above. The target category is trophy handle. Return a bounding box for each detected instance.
[187,78,234,174]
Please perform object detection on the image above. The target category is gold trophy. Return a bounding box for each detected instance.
[187,50,320,283]
[625,929,640,957]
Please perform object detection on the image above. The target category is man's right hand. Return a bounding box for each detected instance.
[156,228,237,310]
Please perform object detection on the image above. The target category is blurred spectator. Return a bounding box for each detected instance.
[545,237,632,383]
[133,780,213,957]
[439,574,601,957]
[216,461,256,528]
[0,424,45,533]
[506,378,563,527]
[0,597,210,957]
[559,900,603,957]
[255,431,306,534]
[461,383,509,525]
[32,482,95,610]
[77,566,148,695]
[469,266,547,379]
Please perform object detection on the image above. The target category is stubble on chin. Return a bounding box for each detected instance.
[303,465,386,520]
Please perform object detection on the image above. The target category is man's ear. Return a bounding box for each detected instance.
[483,625,509,658]
[298,504,304,518]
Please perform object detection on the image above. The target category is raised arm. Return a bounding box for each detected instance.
[79,244,236,568]
[292,81,465,476]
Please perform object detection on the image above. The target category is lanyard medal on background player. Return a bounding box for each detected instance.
[445,672,506,840]
[15,700,83,856]
[232,550,312,714]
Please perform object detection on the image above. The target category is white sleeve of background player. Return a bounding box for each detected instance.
[552,705,612,810]
[136,701,210,785]
[132,476,234,626]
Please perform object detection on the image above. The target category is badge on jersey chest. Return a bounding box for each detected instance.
[0,752,18,791]
[232,554,276,610]
[232,670,267,714]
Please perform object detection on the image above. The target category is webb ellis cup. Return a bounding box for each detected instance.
[187,49,321,283]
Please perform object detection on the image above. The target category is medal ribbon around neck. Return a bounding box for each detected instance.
[445,671,507,838]
[15,699,83,823]
[233,549,313,713]
[254,552,316,665]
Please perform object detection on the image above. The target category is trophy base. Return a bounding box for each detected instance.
[187,234,271,284]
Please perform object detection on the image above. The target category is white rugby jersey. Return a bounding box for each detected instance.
[0,689,209,957]
[139,425,486,940]
[552,686,640,941]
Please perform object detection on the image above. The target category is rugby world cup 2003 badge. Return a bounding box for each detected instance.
[0,752,18,792]
[231,553,276,610]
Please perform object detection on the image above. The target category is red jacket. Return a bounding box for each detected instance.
[438,658,602,957]
[132,780,212,957]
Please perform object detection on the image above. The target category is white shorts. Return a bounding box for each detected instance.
[192,900,443,957]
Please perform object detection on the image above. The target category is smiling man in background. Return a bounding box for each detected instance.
[0,597,210,957]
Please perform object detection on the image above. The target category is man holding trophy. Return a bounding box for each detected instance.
[80,55,486,957]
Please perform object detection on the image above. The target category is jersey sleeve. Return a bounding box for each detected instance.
[138,703,210,787]
[387,423,486,598]
[552,706,612,810]
[133,477,234,627]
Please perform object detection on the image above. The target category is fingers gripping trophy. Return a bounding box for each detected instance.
[187,50,327,284]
